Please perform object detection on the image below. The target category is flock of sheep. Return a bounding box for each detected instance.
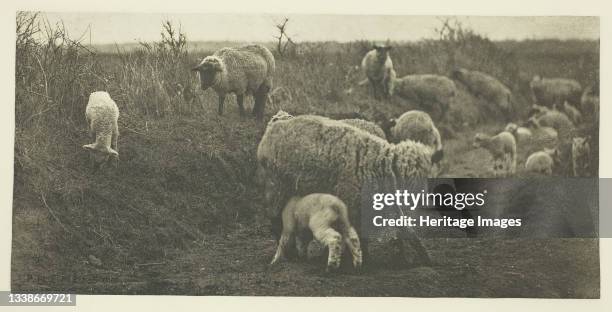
[82,43,599,272]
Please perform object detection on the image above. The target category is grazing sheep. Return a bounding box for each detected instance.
[192,44,275,120]
[451,68,513,116]
[258,112,441,266]
[270,193,362,272]
[525,148,559,175]
[83,91,119,172]
[529,75,582,108]
[391,74,457,120]
[340,118,387,140]
[390,110,442,152]
[504,123,533,143]
[361,45,394,99]
[267,86,293,109]
[473,131,517,177]
[580,84,599,123]
[528,109,575,140]
[572,137,591,177]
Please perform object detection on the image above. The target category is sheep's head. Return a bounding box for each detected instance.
[373,44,392,62]
[544,148,561,164]
[82,144,118,172]
[192,56,223,90]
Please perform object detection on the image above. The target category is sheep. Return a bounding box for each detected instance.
[340,118,387,140]
[192,44,275,120]
[391,74,457,120]
[525,148,560,175]
[83,91,119,172]
[451,68,513,117]
[270,193,362,272]
[524,120,559,149]
[529,75,582,108]
[572,137,591,177]
[361,45,394,100]
[258,112,442,266]
[560,101,582,125]
[390,110,442,152]
[473,131,517,177]
[504,123,533,143]
[528,109,575,141]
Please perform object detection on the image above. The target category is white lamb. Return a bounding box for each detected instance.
[361,45,394,100]
[525,148,559,175]
[83,91,119,171]
[270,193,362,272]
[473,131,517,177]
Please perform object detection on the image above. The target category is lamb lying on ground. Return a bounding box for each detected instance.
[270,193,362,272]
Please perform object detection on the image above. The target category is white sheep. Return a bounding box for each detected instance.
[504,123,532,143]
[83,91,119,171]
[391,74,457,120]
[451,68,513,117]
[258,113,441,266]
[390,110,442,152]
[192,44,275,120]
[572,137,591,177]
[530,75,582,108]
[525,148,559,175]
[361,45,394,100]
[270,193,362,272]
[473,131,517,177]
[528,109,575,141]
[561,101,582,125]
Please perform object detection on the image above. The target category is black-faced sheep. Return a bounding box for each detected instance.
[83,91,119,171]
[391,74,457,121]
[529,75,582,108]
[473,131,517,177]
[258,112,442,266]
[525,148,560,176]
[451,68,513,117]
[361,45,394,100]
[192,44,275,120]
[270,193,362,272]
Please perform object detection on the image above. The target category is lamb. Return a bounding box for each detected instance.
[529,75,582,108]
[572,137,591,177]
[524,120,559,149]
[473,131,517,177]
[525,148,559,175]
[258,112,442,266]
[270,193,362,272]
[391,74,457,120]
[451,68,513,116]
[340,118,387,140]
[83,91,119,171]
[504,123,532,143]
[361,45,394,100]
[192,44,275,120]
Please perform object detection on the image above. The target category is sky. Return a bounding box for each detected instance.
[40,13,600,44]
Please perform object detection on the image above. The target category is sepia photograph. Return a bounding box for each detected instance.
[10,9,600,299]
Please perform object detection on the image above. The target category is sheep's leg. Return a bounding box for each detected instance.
[270,232,293,265]
[295,234,310,260]
[217,95,225,115]
[313,227,344,272]
[110,125,119,167]
[344,227,362,270]
[236,94,245,117]
[253,85,269,121]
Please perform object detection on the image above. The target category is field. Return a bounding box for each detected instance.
[11,14,599,297]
